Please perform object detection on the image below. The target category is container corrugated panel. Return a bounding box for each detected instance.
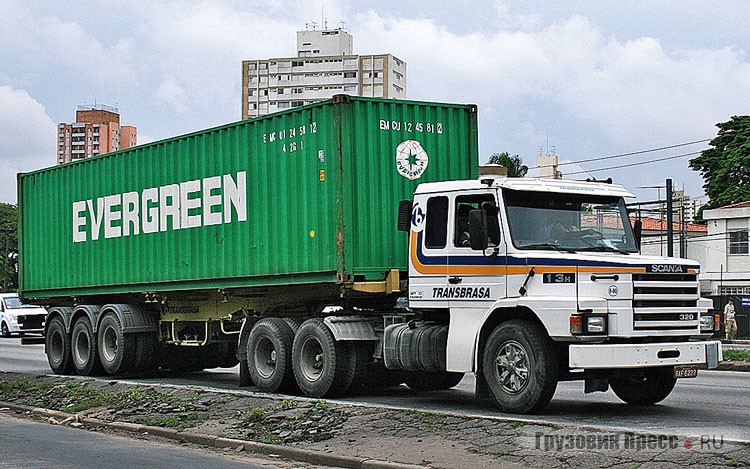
[19,95,477,299]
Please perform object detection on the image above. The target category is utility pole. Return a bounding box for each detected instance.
[666,179,674,257]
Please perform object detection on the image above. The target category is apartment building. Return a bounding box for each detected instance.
[57,104,137,165]
[242,28,407,119]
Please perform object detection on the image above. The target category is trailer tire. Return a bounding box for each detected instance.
[97,312,135,375]
[1,321,10,338]
[609,367,677,405]
[482,319,558,414]
[292,318,355,398]
[404,371,465,392]
[71,316,104,376]
[132,332,158,372]
[247,318,297,393]
[46,316,73,375]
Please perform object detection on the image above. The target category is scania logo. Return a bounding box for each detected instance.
[647,264,687,273]
[608,285,619,297]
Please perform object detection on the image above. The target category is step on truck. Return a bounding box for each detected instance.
[18,95,721,414]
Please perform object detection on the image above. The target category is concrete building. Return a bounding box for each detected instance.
[690,201,750,296]
[242,28,407,119]
[57,104,137,165]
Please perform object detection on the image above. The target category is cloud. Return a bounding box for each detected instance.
[0,86,56,203]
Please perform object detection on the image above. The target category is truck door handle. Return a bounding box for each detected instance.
[448,277,463,284]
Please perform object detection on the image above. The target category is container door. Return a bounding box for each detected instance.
[408,194,450,308]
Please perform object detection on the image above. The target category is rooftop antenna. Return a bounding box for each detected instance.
[339,20,346,31]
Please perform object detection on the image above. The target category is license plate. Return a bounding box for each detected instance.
[674,365,699,378]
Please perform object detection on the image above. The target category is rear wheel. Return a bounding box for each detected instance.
[292,318,355,397]
[247,318,297,393]
[71,316,104,376]
[97,312,135,375]
[1,322,10,338]
[610,367,677,405]
[482,320,559,414]
[46,316,73,375]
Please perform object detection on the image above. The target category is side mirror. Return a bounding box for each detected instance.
[468,209,488,251]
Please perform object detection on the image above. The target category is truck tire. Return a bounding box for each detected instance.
[482,319,559,414]
[404,371,465,392]
[292,318,355,398]
[247,318,297,393]
[97,312,135,375]
[132,332,158,372]
[1,321,10,338]
[46,316,73,375]
[609,367,677,405]
[71,316,104,376]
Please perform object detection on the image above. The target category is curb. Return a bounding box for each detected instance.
[0,401,430,469]
[716,361,750,372]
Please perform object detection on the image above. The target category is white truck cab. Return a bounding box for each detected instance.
[0,292,47,337]
[401,172,721,413]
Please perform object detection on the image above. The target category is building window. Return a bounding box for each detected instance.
[292,61,304,67]
[299,51,311,57]
[343,58,357,67]
[729,230,749,254]
[292,88,303,94]
[344,72,357,79]
[278,102,290,109]
[291,101,303,107]
[277,88,284,95]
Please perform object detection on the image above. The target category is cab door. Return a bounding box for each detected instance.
[445,191,507,371]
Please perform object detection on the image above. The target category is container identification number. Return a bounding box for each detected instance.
[379,120,443,134]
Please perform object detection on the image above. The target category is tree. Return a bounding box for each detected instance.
[689,116,750,209]
[0,203,18,292]
[487,152,528,178]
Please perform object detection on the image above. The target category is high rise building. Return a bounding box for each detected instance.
[57,104,137,165]
[242,28,407,119]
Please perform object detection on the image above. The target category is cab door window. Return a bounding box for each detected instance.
[454,194,500,248]
[425,196,448,249]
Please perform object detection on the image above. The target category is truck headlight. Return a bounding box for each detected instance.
[586,316,607,334]
[699,314,715,332]
[570,314,608,335]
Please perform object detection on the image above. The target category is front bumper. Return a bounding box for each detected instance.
[569,340,722,370]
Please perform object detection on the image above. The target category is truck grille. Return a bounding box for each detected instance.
[632,273,699,330]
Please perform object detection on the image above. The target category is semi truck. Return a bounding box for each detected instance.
[18,95,721,414]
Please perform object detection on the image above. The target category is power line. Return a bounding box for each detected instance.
[565,150,702,176]
[556,139,710,168]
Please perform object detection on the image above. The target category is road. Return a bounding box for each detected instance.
[0,412,285,469]
[2,337,749,442]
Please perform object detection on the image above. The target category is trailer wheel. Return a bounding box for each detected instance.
[1,321,10,338]
[482,319,558,414]
[610,367,677,405]
[97,312,135,375]
[247,318,297,393]
[404,371,465,392]
[292,318,355,397]
[46,316,73,375]
[71,316,104,376]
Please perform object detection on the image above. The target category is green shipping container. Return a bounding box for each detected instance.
[19,96,478,300]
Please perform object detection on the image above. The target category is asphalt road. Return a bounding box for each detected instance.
[0,412,284,469]
[2,337,749,443]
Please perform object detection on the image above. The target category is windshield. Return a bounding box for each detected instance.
[4,297,22,309]
[503,189,638,253]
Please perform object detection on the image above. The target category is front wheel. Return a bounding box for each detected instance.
[609,367,677,405]
[1,322,10,338]
[482,320,559,414]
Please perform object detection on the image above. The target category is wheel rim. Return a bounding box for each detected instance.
[101,324,118,362]
[494,340,530,394]
[48,328,64,365]
[73,327,90,366]
[298,335,324,382]
[254,335,277,379]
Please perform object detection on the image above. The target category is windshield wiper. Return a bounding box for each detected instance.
[578,245,632,255]
[521,243,576,254]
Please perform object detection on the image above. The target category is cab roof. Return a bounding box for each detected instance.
[415,177,636,198]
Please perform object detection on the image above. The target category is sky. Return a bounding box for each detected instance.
[1,0,749,204]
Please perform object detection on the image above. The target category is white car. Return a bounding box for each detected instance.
[0,293,46,337]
